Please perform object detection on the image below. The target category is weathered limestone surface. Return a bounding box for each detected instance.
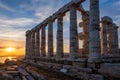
[70,4,79,59]
[88,0,101,62]
[36,30,40,57]
[41,27,46,57]
[48,19,54,58]
[56,14,64,59]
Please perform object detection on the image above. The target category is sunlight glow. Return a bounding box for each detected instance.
[6,47,15,52]
[7,56,12,60]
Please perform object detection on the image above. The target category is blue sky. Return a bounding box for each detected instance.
[0,0,120,51]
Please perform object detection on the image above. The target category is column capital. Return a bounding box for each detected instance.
[26,30,30,36]
[101,16,113,24]
[48,16,54,23]
[57,13,65,17]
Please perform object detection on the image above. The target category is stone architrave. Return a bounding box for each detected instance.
[47,19,54,58]
[41,27,46,57]
[88,0,101,62]
[70,4,79,59]
[56,14,64,59]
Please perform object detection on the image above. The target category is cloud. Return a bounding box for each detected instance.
[0,15,38,41]
[0,2,16,12]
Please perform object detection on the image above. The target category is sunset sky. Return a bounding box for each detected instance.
[0,0,119,57]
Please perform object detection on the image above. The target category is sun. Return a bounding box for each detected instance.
[6,47,15,52]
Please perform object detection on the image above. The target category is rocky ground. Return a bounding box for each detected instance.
[0,63,79,80]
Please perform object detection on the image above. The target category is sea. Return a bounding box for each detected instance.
[0,57,16,63]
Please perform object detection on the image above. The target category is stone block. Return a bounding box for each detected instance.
[85,74,104,80]
[98,63,120,78]
[63,65,72,70]
[78,68,92,73]
[52,64,63,71]
[60,68,67,73]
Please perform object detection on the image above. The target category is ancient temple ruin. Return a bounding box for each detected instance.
[24,0,120,79]
[25,0,119,61]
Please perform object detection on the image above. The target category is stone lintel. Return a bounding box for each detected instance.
[76,4,85,13]
[30,0,85,32]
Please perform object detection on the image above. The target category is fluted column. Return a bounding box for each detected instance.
[28,33,31,58]
[70,4,79,59]
[88,0,101,62]
[29,33,32,57]
[41,27,46,57]
[107,23,115,54]
[81,11,90,57]
[47,19,53,58]
[113,24,119,50]
[36,29,40,57]
[25,31,29,58]
[101,18,108,56]
[31,31,36,58]
[56,14,64,59]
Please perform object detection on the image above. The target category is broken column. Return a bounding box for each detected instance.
[47,18,54,58]
[88,0,101,62]
[69,3,79,59]
[41,26,46,57]
[56,14,64,59]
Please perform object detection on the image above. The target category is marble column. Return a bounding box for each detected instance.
[113,24,119,50]
[28,33,31,58]
[81,11,90,57]
[47,19,53,58]
[70,4,79,59]
[56,14,64,59]
[36,29,40,57]
[101,18,108,56]
[41,26,46,57]
[88,0,101,62]
[31,31,36,57]
[29,33,32,57]
[107,23,115,54]
[25,31,29,58]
